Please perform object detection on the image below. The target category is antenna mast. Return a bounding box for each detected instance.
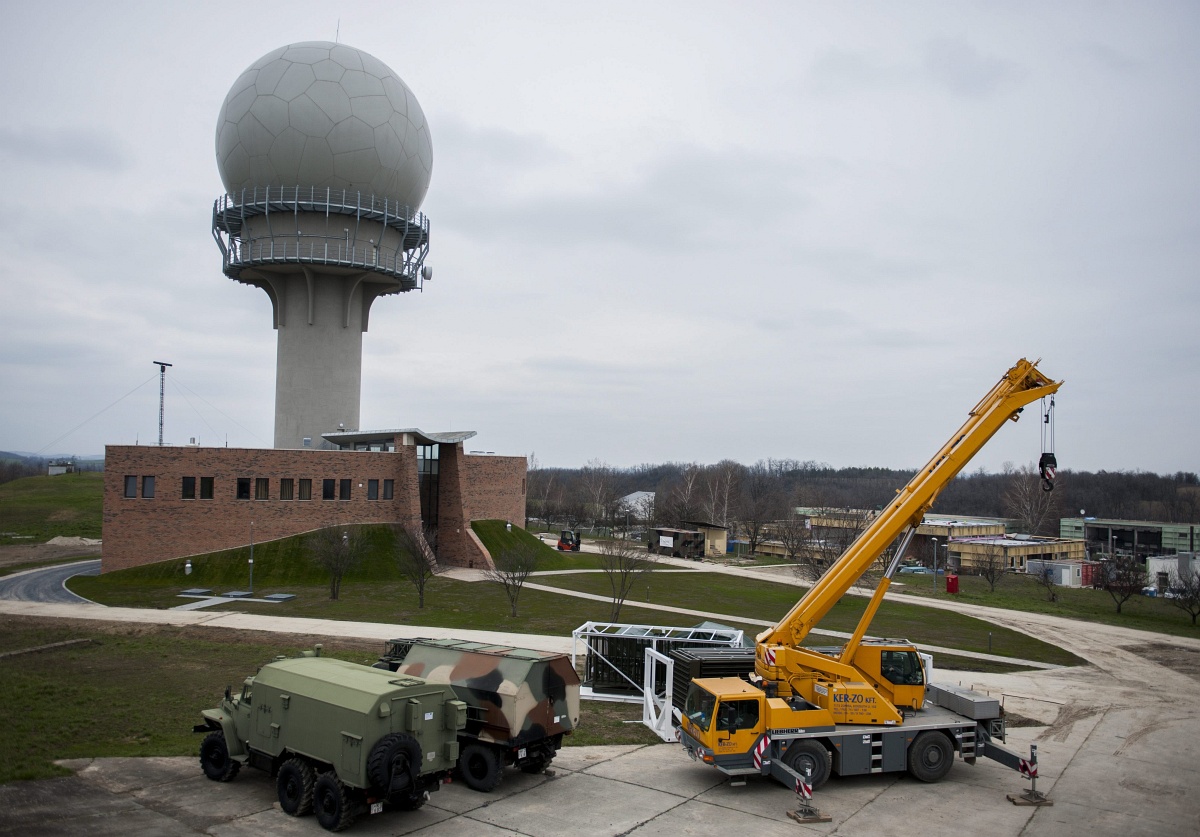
[153,361,172,446]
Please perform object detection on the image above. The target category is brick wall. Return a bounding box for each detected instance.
[101,443,527,573]
[102,444,422,572]
[462,454,527,525]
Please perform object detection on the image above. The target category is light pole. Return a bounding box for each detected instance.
[931,537,938,591]
[248,521,255,594]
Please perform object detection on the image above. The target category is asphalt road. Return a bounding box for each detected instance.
[0,559,99,603]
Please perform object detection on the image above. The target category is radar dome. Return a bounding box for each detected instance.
[215,41,432,211]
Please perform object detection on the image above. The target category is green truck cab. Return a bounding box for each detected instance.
[195,650,466,832]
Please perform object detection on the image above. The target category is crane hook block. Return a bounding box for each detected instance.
[1038,452,1057,492]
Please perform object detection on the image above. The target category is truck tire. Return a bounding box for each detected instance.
[783,740,831,789]
[313,772,354,832]
[199,730,240,782]
[367,732,422,795]
[459,743,503,792]
[277,757,316,816]
[907,731,954,783]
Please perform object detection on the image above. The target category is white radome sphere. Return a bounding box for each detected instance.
[215,42,432,211]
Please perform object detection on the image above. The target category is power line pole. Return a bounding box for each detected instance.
[153,361,172,446]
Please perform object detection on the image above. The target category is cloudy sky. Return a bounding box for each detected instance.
[1,1,1196,475]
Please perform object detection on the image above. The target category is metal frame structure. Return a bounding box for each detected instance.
[570,621,745,703]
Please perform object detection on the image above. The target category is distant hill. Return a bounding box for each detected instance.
[0,472,104,542]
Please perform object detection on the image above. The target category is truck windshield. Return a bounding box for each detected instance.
[684,685,717,731]
[880,650,925,686]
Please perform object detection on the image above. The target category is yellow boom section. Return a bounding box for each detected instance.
[756,358,1061,650]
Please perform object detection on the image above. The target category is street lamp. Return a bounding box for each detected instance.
[248,521,255,594]
[931,537,938,591]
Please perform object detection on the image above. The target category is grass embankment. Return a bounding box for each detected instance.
[0,617,657,783]
[0,472,103,544]
[68,522,676,635]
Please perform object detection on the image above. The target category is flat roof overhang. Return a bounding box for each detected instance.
[321,428,477,447]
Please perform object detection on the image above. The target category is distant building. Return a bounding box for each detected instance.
[1060,517,1199,560]
[47,460,75,476]
[948,535,1086,573]
[102,429,524,573]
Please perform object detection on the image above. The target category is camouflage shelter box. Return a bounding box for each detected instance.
[391,639,580,746]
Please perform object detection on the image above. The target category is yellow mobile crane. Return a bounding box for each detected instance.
[679,358,1061,789]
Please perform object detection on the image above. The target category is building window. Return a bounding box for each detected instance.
[367,479,379,500]
[280,478,294,500]
[322,479,336,500]
[383,479,394,500]
[142,476,155,499]
[255,478,270,500]
[298,478,312,500]
[182,476,196,500]
[200,477,214,499]
[237,478,251,500]
[124,475,137,498]
[339,478,351,500]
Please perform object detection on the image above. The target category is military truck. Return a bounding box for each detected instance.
[194,648,466,832]
[375,638,581,791]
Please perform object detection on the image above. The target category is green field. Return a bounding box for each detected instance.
[0,618,658,783]
[0,472,103,544]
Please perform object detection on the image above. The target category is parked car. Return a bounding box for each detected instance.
[898,566,934,575]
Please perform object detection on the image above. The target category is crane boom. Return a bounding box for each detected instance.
[758,358,1061,651]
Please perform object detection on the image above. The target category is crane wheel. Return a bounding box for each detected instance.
[783,740,832,789]
[908,731,955,782]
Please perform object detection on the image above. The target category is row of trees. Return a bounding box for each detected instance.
[528,456,1200,539]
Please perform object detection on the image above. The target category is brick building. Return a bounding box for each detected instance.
[102,429,525,572]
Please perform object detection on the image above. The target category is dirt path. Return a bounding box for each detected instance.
[0,541,102,570]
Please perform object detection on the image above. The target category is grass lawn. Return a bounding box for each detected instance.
[0,472,103,544]
[0,617,657,784]
[890,571,1200,639]
[531,571,1083,668]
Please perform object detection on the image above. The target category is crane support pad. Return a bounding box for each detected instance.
[927,683,1001,720]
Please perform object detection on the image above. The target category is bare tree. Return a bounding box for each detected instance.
[597,538,658,621]
[1004,462,1061,536]
[701,460,742,527]
[660,464,703,526]
[1168,566,1200,626]
[736,461,786,555]
[974,541,1007,593]
[1032,565,1058,603]
[795,507,869,579]
[307,525,366,601]
[580,459,622,531]
[391,522,438,608]
[484,541,541,617]
[774,511,811,567]
[1097,553,1147,614]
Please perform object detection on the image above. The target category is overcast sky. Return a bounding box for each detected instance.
[1,1,1196,475]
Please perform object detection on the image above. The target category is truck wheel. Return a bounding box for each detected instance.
[367,732,422,795]
[784,740,831,789]
[199,730,240,782]
[459,743,503,792]
[313,772,354,832]
[277,757,316,816]
[907,731,954,783]
[520,754,552,774]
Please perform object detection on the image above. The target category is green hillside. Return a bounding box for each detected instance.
[0,473,104,544]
